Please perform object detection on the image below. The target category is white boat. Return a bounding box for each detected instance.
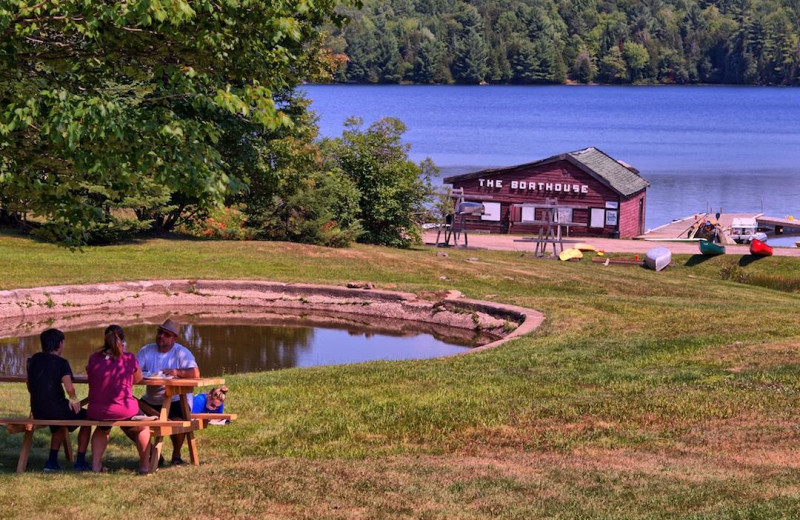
[645,246,672,272]
[730,217,767,243]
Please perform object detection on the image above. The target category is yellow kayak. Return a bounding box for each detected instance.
[559,248,583,261]
[573,242,596,252]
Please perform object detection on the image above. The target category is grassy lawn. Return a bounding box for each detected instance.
[1,231,800,519]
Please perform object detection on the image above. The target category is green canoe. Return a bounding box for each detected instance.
[699,239,725,256]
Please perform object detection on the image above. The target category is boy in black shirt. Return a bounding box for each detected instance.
[26,328,91,471]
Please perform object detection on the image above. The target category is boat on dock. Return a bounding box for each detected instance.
[645,246,672,271]
[730,217,767,243]
[749,239,773,256]
[699,239,725,256]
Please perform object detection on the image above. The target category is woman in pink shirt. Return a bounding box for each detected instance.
[86,324,150,473]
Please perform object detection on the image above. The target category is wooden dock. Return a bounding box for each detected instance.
[639,213,800,241]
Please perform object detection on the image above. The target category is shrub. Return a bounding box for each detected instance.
[180,206,255,241]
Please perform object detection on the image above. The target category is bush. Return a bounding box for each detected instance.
[179,206,255,241]
[249,170,363,248]
[33,215,150,247]
[323,117,436,248]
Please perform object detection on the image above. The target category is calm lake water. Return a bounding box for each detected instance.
[0,321,488,377]
[303,85,800,233]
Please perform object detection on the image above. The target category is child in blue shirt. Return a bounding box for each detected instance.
[192,385,227,414]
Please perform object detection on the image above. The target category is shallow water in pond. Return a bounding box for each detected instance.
[0,316,492,377]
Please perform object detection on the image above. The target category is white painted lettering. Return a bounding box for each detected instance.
[538,183,544,190]
[573,184,580,193]
[581,185,589,194]
[545,183,553,191]
[554,183,562,192]
[496,180,503,188]
[511,181,518,189]
[479,179,485,187]
[518,181,526,190]
[486,180,494,188]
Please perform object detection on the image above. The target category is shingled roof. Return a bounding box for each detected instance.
[444,147,650,197]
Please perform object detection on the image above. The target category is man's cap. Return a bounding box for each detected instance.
[158,318,181,337]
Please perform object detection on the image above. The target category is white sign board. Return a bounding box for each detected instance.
[481,202,501,222]
[556,207,573,224]
[521,206,536,222]
[590,208,605,228]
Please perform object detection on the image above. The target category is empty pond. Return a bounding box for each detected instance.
[0,315,494,377]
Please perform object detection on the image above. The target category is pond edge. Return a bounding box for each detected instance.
[0,280,544,354]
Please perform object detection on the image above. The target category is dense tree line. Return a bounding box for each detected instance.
[327,0,800,85]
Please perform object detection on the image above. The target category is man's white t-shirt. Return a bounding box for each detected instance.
[137,343,198,407]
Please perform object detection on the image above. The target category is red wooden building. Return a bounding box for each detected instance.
[443,147,650,239]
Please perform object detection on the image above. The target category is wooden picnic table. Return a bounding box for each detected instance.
[137,376,225,469]
[0,375,226,472]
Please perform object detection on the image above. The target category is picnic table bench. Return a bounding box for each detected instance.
[0,375,235,473]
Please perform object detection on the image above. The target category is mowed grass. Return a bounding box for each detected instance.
[1,231,800,519]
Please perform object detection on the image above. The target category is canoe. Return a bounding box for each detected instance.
[749,238,773,256]
[699,239,725,256]
[558,248,583,261]
[573,242,596,252]
[645,246,672,271]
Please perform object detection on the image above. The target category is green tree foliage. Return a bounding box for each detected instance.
[0,0,354,246]
[451,4,490,83]
[242,106,435,248]
[624,42,651,82]
[322,118,436,248]
[326,0,800,85]
[241,92,363,248]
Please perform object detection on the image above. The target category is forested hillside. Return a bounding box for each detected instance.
[326,0,800,85]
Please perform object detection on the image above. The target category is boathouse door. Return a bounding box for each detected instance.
[639,198,645,235]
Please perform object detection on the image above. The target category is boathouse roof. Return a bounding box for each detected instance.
[444,147,650,197]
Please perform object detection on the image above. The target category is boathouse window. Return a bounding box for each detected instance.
[521,206,535,222]
[605,210,618,226]
[590,208,605,228]
[481,202,501,221]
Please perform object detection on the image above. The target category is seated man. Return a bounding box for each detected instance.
[137,318,199,465]
[26,328,92,471]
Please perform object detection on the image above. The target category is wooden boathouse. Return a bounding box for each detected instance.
[443,147,650,239]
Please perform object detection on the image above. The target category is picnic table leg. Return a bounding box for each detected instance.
[17,428,34,473]
[149,434,164,473]
[61,426,74,462]
[179,395,199,466]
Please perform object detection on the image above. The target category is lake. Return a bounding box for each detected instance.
[303,85,800,233]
